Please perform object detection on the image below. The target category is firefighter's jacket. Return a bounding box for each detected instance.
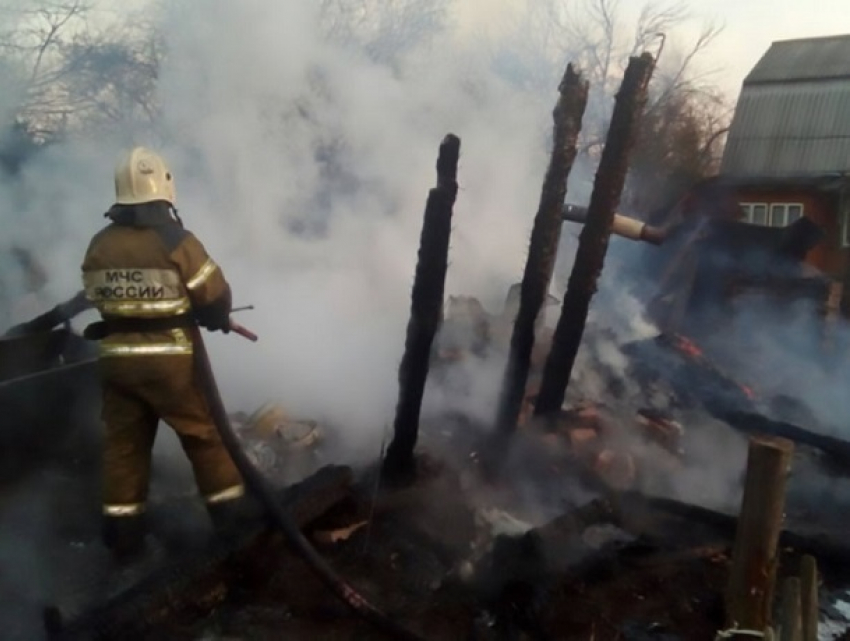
[81,202,231,356]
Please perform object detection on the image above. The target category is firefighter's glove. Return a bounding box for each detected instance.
[194,297,231,333]
[197,312,231,334]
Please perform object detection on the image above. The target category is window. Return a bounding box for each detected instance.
[740,201,804,228]
[841,190,850,248]
[741,202,768,225]
[770,203,803,227]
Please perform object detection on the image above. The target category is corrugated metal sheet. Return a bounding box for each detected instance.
[720,80,850,178]
[745,34,850,84]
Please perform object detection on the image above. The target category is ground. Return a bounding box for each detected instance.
[37,412,848,641]
[6,337,850,640]
[128,459,737,641]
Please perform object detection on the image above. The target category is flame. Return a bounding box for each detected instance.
[673,333,757,401]
[673,334,703,359]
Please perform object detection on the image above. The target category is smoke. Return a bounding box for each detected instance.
[0,1,691,457]
[5,6,850,638]
[707,291,850,435]
[155,0,559,452]
[9,2,843,639]
[5,0,821,514]
[0,0,571,455]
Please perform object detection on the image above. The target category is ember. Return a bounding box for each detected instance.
[672,333,703,358]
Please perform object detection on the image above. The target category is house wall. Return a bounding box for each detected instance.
[731,187,844,276]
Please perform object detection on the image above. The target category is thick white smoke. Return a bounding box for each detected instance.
[1,0,567,454]
[7,3,840,639]
[0,1,774,505]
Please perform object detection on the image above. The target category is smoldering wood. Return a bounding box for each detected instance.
[2,290,93,339]
[718,410,850,474]
[553,441,849,572]
[383,134,460,483]
[468,498,636,628]
[493,63,588,438]
[609,490,850,568]
[45,464,354,641]
[527,431,844,575]
[621,334,850,474]
[534,53,656,417]
[724,437,793,631]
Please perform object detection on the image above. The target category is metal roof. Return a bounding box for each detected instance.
[721,34,850,179]
[744,34,850,85]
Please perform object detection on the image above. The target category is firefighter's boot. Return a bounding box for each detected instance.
[102,513,147,564]
[206,494,265,544]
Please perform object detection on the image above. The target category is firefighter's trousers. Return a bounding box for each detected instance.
[98,353,244,519]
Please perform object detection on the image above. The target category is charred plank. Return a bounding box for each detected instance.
[622,334,850,472]
[468,499,640,641]
[614,491,850,570]
[716,411,850,471]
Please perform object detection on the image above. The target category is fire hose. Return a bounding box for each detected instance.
[191,321,427,641]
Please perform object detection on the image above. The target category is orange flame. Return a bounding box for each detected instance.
[674,334,703,359]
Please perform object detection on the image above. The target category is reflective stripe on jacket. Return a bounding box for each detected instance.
[81,202,232,357]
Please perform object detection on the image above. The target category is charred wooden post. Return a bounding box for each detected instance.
[779,577,803,641]
[383,134,460,484]
[534,53,655,417]
[799,555,818,641]
[725,436,794,633]
[493,63,588,438]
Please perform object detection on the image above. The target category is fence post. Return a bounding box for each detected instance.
[724,436,794,631]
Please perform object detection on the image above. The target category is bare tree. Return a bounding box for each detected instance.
[488,0,730,209]
[0,0,90,138]
[0,1,162,139]
[60,21,163,129]
[552,0,725,155]
[318,0,451,66]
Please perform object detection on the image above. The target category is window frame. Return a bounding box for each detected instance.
[769,202,804,227]
[740,201,804,228]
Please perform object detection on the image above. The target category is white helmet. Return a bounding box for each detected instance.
[114,146,176,206]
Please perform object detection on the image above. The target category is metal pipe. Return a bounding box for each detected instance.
[562,204,667,245]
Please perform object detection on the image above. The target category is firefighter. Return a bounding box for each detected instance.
[81,146,251,561]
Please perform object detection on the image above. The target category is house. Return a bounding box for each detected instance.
[719,33,850,282]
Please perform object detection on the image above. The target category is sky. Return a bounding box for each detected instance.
[454,0,850,96]
[54,0,850,99]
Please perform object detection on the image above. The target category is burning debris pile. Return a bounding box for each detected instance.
[9,49,850,641]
